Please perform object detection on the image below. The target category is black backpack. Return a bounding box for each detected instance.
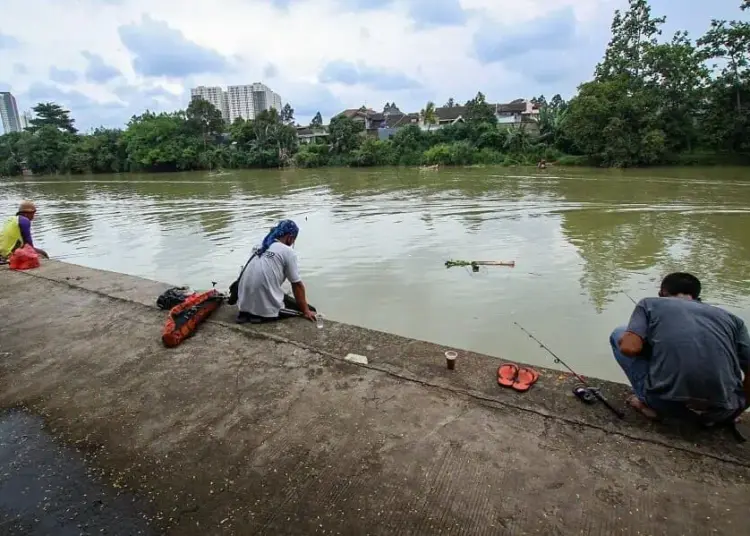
[227,251,259,305]
[156,287,193,310]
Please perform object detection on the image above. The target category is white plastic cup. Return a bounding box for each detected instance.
[445,351,457,370]
[316,313,325,329]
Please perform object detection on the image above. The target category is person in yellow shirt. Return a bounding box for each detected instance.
[0,200,49,262]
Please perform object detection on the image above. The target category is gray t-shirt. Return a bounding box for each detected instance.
[237,241,301,317]
[626,297,750,410]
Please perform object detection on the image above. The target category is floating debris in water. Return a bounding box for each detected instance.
[445,259,516,272]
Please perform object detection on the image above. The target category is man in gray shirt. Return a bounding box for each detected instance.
[237,219,316,324]
[610,272,750,424]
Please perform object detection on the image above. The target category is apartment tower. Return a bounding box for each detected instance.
[226,83,283,122]
[190,86,230,122]
[0,92,22,133]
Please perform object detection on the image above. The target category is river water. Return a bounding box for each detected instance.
[2,167,749,382]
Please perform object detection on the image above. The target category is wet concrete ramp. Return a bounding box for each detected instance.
[0,411,151,535]
[0,263,748,535]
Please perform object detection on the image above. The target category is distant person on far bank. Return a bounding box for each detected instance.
[236,219,316,324]
[610,272,750,426]
[0,200,49,262]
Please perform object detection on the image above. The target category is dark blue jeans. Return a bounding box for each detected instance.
[608,326,739,423]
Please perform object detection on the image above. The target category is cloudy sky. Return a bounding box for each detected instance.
[0,0,745,132]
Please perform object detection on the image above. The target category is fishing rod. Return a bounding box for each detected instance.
[513,321,625,419]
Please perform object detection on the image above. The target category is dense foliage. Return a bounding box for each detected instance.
[1,0,749,175]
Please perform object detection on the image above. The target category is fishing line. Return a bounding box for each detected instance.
[513,321,625,419]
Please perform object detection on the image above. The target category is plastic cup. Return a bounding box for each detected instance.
[316,313,325,329]
[445,351,457,370]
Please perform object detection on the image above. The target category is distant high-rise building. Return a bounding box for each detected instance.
[190,86,230,122]
[0,92,22,133]
[191,83,283,123]
[222,92,229,121]
[19,110,33,130]
[226,83,283,122]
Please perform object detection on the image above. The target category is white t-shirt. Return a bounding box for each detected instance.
[237,241,301,317]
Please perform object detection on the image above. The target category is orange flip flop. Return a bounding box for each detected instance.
[512,367,539,392]
[497,363,519,387]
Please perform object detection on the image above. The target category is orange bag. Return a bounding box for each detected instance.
[9,245,40,271]
[161,289,223,348]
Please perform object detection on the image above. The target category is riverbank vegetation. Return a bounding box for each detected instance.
[1,0,749,175]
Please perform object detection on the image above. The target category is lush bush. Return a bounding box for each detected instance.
[351,138,395,167]
[423,143,452,165]
[473,148,504,165]
[294,144,329,168]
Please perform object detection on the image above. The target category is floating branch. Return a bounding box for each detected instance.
[445,259,516,271]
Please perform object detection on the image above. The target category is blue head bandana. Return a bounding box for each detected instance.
[258,219,299,255]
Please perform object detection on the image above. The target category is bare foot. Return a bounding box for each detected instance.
[626,395,659,420]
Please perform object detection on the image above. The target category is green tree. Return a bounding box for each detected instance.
[535,96,569,148]
[68,128,127,173]
[281,103,295,124]
[0,132,25,176]
[310,111,323,128]
[351,138,393,166]
[186,98,225,165]
[503,125,534,154]
[445,98,455,107]
[420,101,438,131]
[594,0,666,85]
[565,77,664,166]
[698,19,750,112]
[328,114,363,155]
[390,125,429,165]
[186,98,225,137]
[531,95,547,107]
[122,111,198,172]
[294,143,329,168]
[646,31,708,152]
[464,92,496,125]
[696,4,750,153]
[28,102,77,134]
[225,109,298,168]
[17,126,75,174]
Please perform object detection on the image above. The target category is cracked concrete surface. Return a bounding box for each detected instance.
[0,261,749,535]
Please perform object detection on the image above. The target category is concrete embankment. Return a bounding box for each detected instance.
[0,261,748,535]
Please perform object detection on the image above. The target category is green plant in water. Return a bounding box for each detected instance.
[445,259,475,268]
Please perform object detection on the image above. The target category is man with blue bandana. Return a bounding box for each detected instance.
[237,219,316,324]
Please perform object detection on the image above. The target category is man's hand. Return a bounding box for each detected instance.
[36,248,49,259]
[302,309,317,322]
[619,331,644,357]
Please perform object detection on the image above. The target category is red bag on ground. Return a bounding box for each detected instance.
[161,289,223,348]
[9,245,40,271]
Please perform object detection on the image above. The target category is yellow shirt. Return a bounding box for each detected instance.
[0,216,23,257]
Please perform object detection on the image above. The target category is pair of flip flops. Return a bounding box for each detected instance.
[497,364,539,392]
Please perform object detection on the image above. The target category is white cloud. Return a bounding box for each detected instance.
[1,0,725,131]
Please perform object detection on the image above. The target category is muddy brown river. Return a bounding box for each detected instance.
[3,166,749,382]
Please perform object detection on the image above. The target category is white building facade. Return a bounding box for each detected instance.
[19,110,33,130]
[226,83,283,122]
[0,92,22,133]
[191,83,283,123]
[190,86,230,122]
